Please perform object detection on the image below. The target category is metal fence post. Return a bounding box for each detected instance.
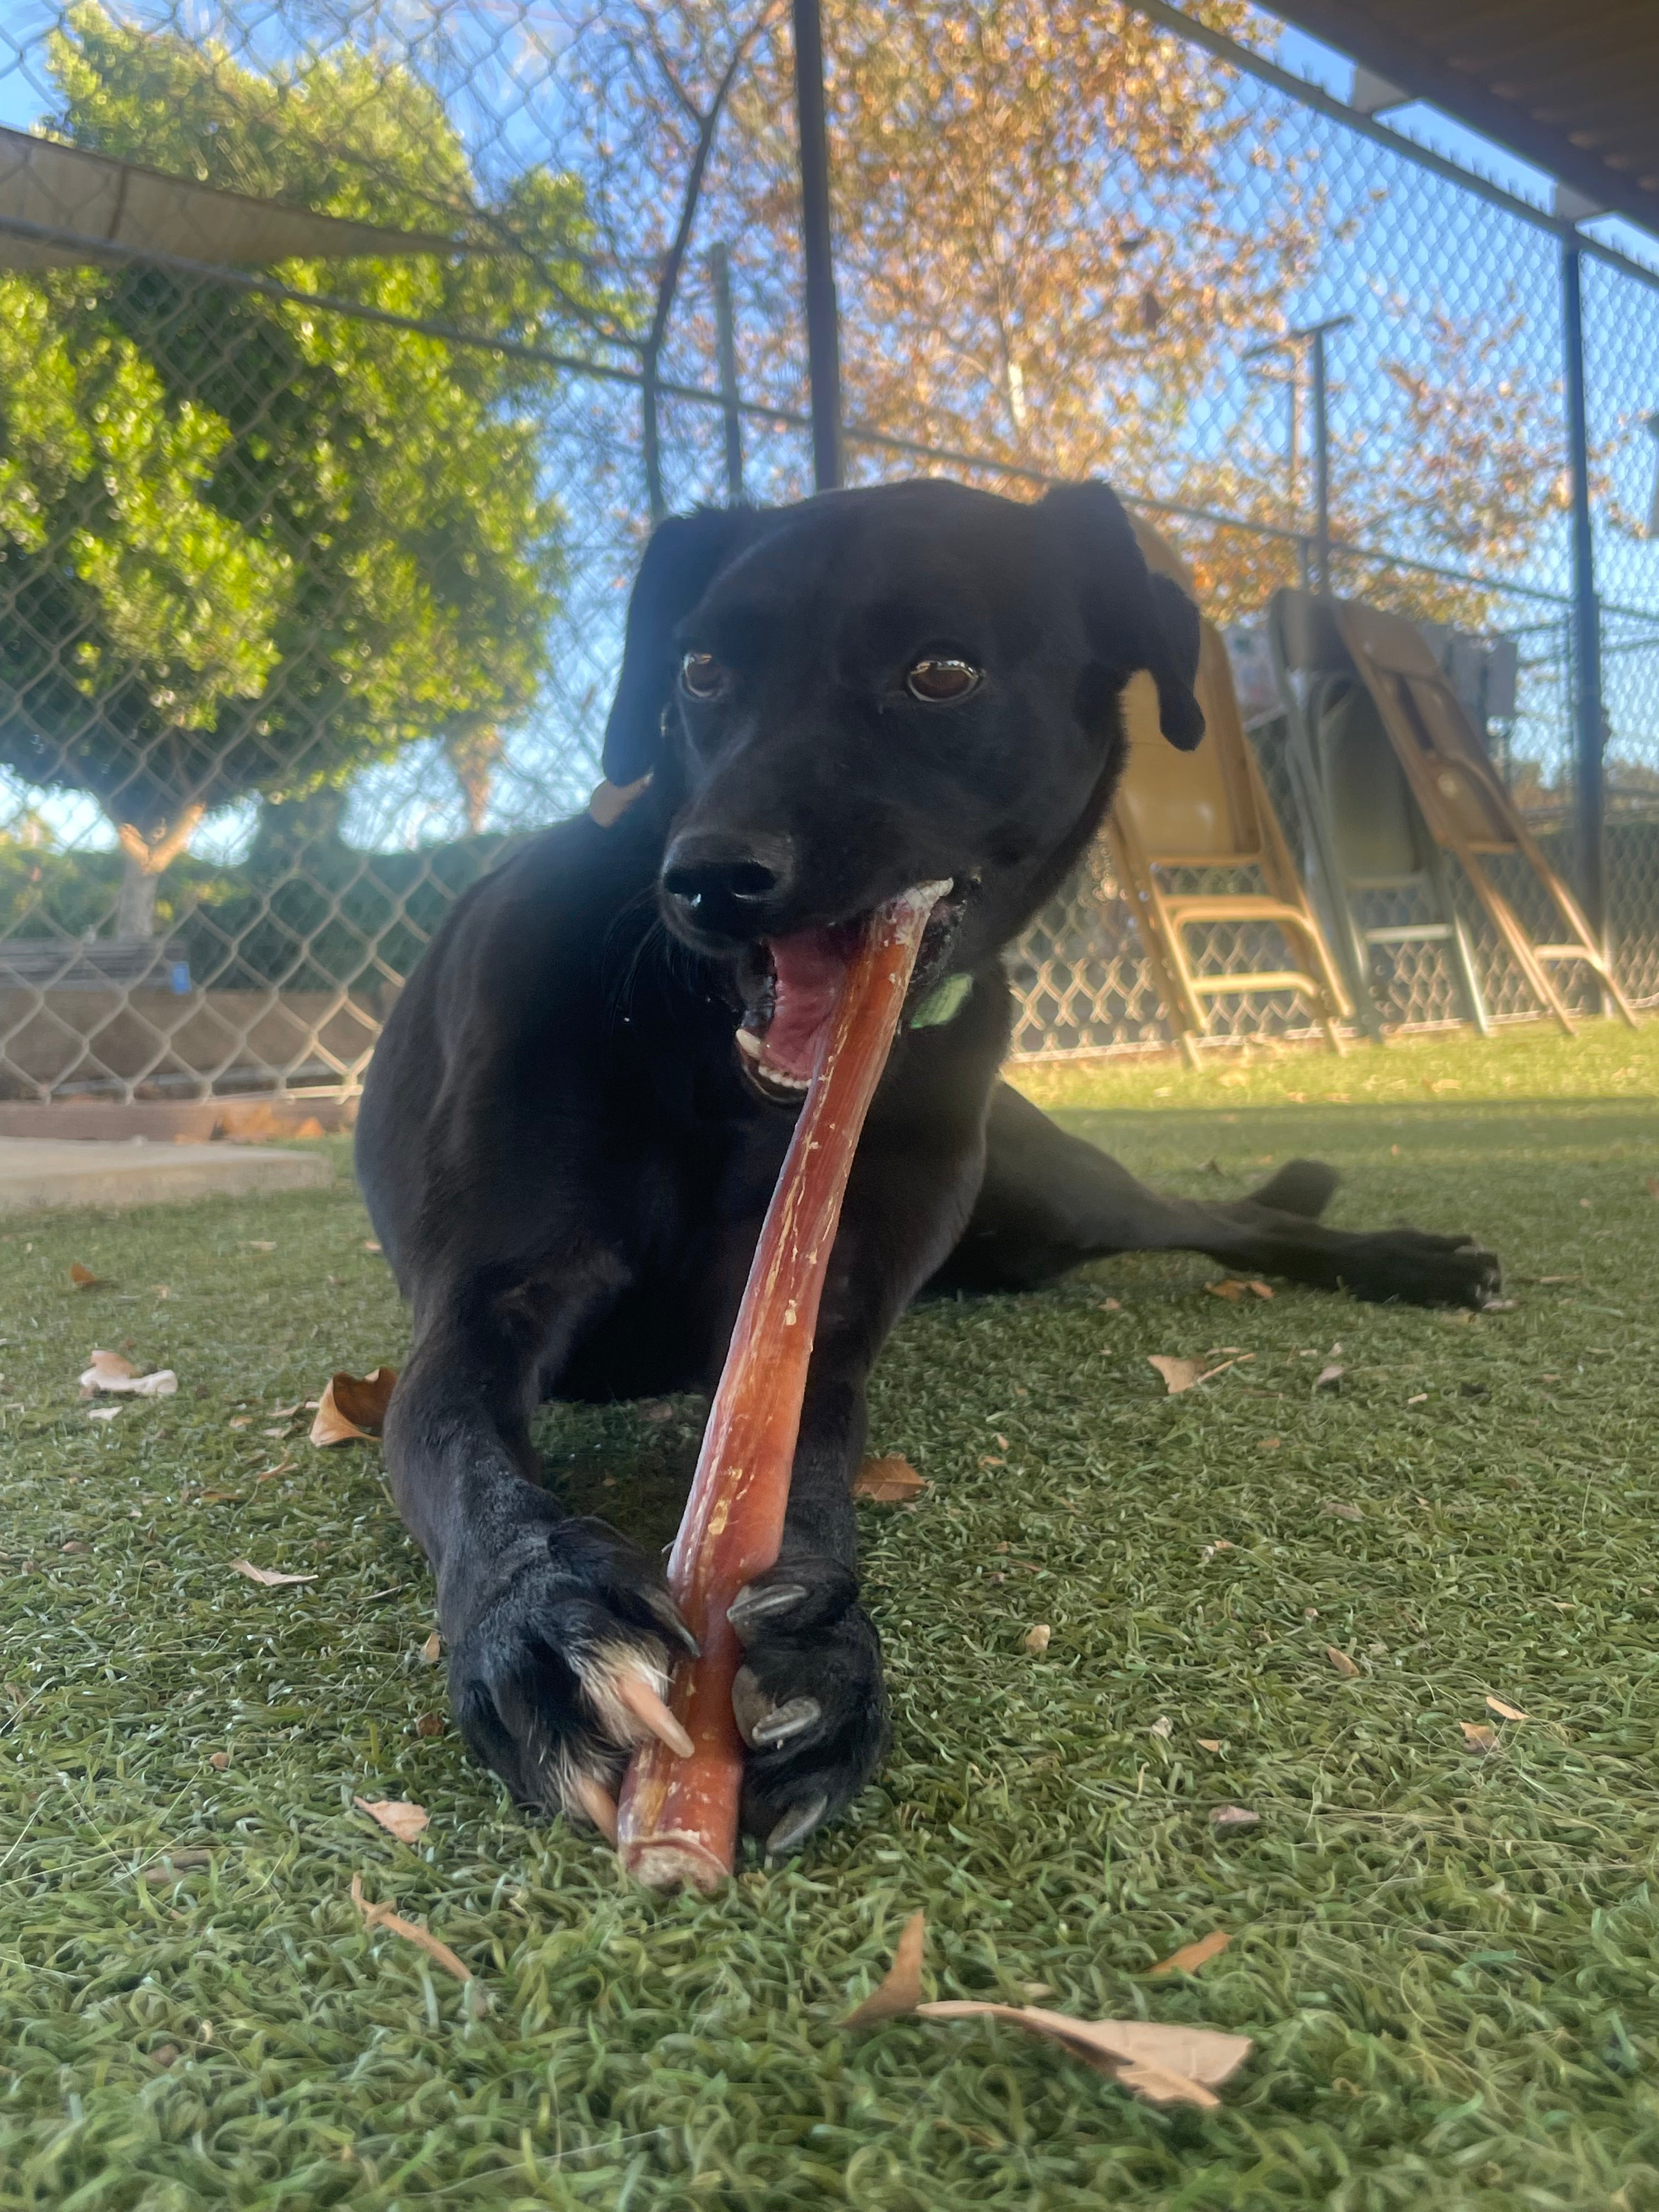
[791,0,843,490]
[1561,239,1608,966]
[709,242,744,504]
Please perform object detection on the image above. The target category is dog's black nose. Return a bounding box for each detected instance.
[661,831,795,937]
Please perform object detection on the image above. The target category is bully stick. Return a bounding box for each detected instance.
[615,879,950,1890]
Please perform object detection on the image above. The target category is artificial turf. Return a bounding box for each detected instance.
[2,1018,1658,2211]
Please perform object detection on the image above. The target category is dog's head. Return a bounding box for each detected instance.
[603,477,1203,1098]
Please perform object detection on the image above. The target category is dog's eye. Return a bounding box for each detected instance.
[679,651,728,701]
[905,657,981,703]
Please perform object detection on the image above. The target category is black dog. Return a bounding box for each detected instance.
[356,478,1497,1857]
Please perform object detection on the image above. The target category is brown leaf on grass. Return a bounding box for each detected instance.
[1210,1805,1261,1829]
[419,1630,442,1664]
[1459,1721,1497,1754]
[1149,1354,1205,1393]
[310,1367,398,1447]
[1314,1363,1344,1390]
[1485,1696,1530,1722]
[353,1797,429,1843]
[349,1873,483,2013]
[1098,1297,1122,1312]
[414,1713,444,1738]
[1321,1500,1363,1522]
[1206,1278,1274,1303]
[1256,1435,1281,1451]
[363,1239,382,1254]
[208,1751,229,1770]
[914,2003,1251,2108]
[1647,1178,1659,1200]
[842,1909,926,2027]
[1024,1623,1052,1654]
[1326,1646,1360,1678]
[229,1559,317,1588]
[1197,1738,1222,1752]
[69,1262,106,1290]
[142,1848,213,1884]
[1150,1929,1231,1977]
[80,1350,177,1397]
[852,1455,927,1503]
[1149,1714,1172,1739]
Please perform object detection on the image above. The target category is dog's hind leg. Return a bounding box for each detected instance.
[932,1082,1499,1307]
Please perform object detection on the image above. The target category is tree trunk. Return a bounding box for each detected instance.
[112,804,206,939]
[115,849,160,939]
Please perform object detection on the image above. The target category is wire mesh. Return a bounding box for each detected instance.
[1,0,1655,1109]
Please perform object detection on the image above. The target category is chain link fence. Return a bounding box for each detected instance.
[1,0,1655,1108]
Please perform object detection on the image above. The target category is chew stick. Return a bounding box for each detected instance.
[616,880,950,1890]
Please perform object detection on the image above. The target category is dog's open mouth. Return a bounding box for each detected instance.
[733,881,968,1103]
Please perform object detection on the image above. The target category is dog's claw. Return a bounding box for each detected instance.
[641,1587,701,1656]
[750,1695,821,1748]
[568,1772,620,1842]
[765,1793,828,1857]
[728,1583,807,1637]
[616,1670,694,1758]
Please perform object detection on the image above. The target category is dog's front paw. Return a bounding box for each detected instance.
[726,1558,889,1857]
[443,1512,696,1835]
[1344,1228,1501,1308]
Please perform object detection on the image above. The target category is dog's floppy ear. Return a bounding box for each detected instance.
[603,505,766,785]
[1039,480,1205,751]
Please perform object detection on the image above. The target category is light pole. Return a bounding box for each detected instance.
[1245,314,1352,594]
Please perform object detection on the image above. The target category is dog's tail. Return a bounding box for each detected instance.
[1247,1158,1338,1219]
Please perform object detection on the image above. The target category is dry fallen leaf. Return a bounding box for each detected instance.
[852,1455,928,1504]
[414,1712,444,1738]
[1485,1696,1530,1722]
[1459,1721,1497,1754]
[1210,1805,1261,1829]
[1326,1646,1360,1678]
[353,1797,430,1843]
[1197,1738,1222,1752]
[229,1559,317,1588]
[247,1240,276,1252]
[69,1262,105,1290]
[1321,1500,1363,1522]
[1205,1278,1245,1301]
[915,2003,1251,2108]
[1150,1929,1231,1977]
[1098,1297,1121,1312]
[1149,1714,1172,1739]
[80,1350,177,1398]
[1149,1354,1205,1394]
[1314,1363,1344,1390]
[842,1909,926,2027]
[1406,1392,1429,1406]
[1024,1623,1053,1655]
[87,1404,121,1423]
[350,1873,483,2013]
[1256,1435,1280,1452]
[363,1239,382,1254]
[311,1367,398,1446]
[420,1630,443,1664]
[208,1751,229,1770]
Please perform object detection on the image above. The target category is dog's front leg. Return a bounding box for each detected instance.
[383,1259,697,1834]
[719,1123,983,1857]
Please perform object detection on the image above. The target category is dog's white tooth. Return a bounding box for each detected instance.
[735,1028,764,1060]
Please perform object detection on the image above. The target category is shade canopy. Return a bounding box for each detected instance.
[1269,0,1659,239]
[0,122,466,272]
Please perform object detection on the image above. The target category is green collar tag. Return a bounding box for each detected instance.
[910,973,973,1030]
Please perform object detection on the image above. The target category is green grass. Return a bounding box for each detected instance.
[3,1018,1659,2210]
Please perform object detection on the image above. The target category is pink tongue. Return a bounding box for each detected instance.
[761,927,851,1081]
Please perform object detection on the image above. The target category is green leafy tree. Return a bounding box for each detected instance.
[0,4,607,932]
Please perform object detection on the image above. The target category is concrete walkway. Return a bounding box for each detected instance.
[0,1137,332,1214]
